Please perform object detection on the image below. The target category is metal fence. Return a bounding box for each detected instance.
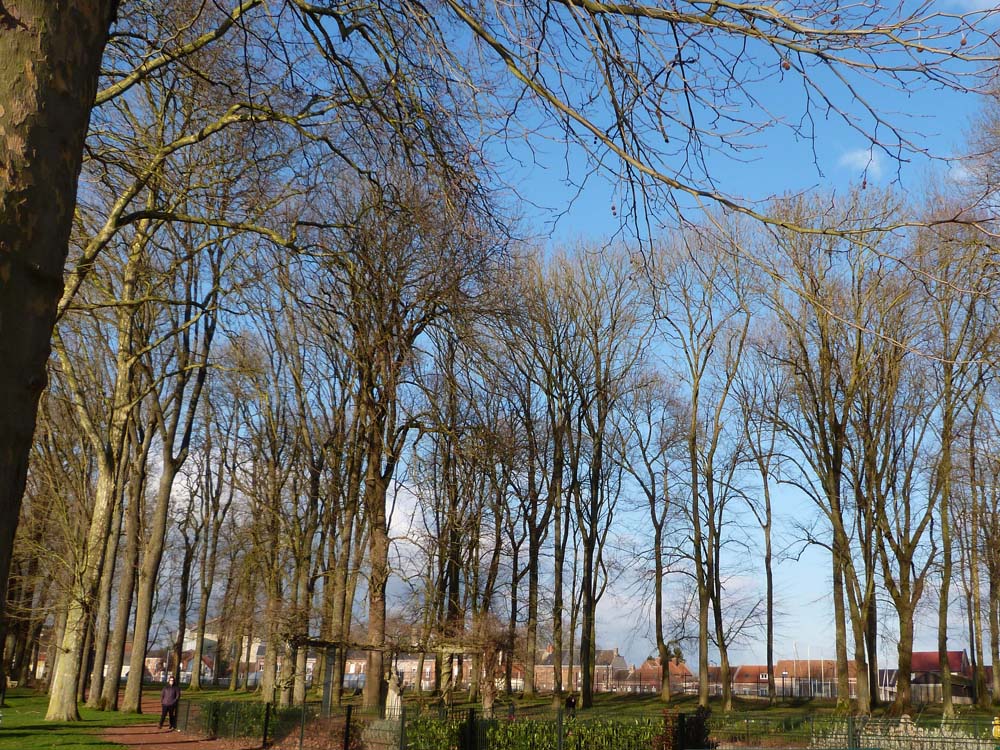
[706,714,1000,750]
[175,702,1000,750]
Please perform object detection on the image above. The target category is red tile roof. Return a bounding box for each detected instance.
[910,651,968,674]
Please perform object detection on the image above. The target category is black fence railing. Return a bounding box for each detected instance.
[174,701,1000,750]
[705,713,1000,750]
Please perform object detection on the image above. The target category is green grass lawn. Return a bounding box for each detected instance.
[0,688,148,750]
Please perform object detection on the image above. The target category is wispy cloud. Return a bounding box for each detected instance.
[947,0,996,9]
[946,162,974,184]
[837,148,883,180]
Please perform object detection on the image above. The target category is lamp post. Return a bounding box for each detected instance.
[781,671,788,698]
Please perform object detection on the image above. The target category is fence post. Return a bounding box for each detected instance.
[232,704,238,738]
[847,715,855,750]
[343,704,353,750]
[262,702,272,748]
[398,705,407,750]
[299,702,308,750]
[556,707,564,750]
[464,707,476,750]
[677,713,687,750]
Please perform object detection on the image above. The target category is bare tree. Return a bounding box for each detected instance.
[617,368,686,702]
[649,228,751,710]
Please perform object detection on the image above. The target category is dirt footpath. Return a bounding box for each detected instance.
[102,723,261,750]
[100,695,260,750]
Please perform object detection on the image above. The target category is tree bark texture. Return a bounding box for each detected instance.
[0,0,118,640]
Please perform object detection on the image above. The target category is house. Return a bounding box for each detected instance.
[772,659,851,699]
[731,664,771,697]
[143,647,170,682]
[594,648,630,691]
[390,652,437,691]
[343,650,501,691]
[533,647,580,692]
[686,659,855,700]
[620,656,694,694]
[179,650,216,683]
[908,650,974,704]
[530,646,631,693]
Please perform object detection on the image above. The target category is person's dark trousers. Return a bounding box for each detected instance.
[159,703,178,730]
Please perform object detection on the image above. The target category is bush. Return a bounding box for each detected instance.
[194,700,270,739]
[660,707,716,750]
[405,715,464,750]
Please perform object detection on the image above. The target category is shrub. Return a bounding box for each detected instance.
[193,700,270,738]
[405,715,464,750]
[659,707,716,750]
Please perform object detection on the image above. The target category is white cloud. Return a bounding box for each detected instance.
[837,147,884,180]
[946,161,974,185]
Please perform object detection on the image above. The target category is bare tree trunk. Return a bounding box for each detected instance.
[121,461,180,713]
[188,542,214,692]
[832,557,850,707]
[990,574,1000,704]
[87,494,123,707]
[47,606,69,695]
[46,466,119,720]
[101,426,151,710]
[523,531,539,698]
[76,616,94,702]
[0,0,117,635]
[172,535,197,683]
[242,631,253,691]
[363,474,389,711]
[938,392,955,717]
[654,508,672,702]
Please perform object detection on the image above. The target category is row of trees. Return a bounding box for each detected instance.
[1,0,999,726]
[9,185,1000,721]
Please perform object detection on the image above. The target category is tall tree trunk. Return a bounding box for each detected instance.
[292,562,311,706]
[895,605,915,710]
[938,412,955,716]
[505,548,518,696]
[76,616,94,702]
[86,493,124,707]
[46,466,119,720]
[865,605,878,709]
[189,516,221,691]
[763,500,776,703]
[172,536,196,683]
[578,535,595,708]
[832,557,850,707]
[989,574,999,704]
[523,528,539,698]
[121,460,181,713]
[101,427,150,710]
[654,515,671,702]
[47,606,69,695]
[363,467,389,711]
[551,511,564,705]
[550,427,568,706]
[0,0,117,634]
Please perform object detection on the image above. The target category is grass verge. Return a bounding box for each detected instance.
[0,688,147,750]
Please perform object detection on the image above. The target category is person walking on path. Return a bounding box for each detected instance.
[158,675,181,731]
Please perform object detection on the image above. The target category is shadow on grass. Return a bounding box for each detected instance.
[0,728,117,749]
